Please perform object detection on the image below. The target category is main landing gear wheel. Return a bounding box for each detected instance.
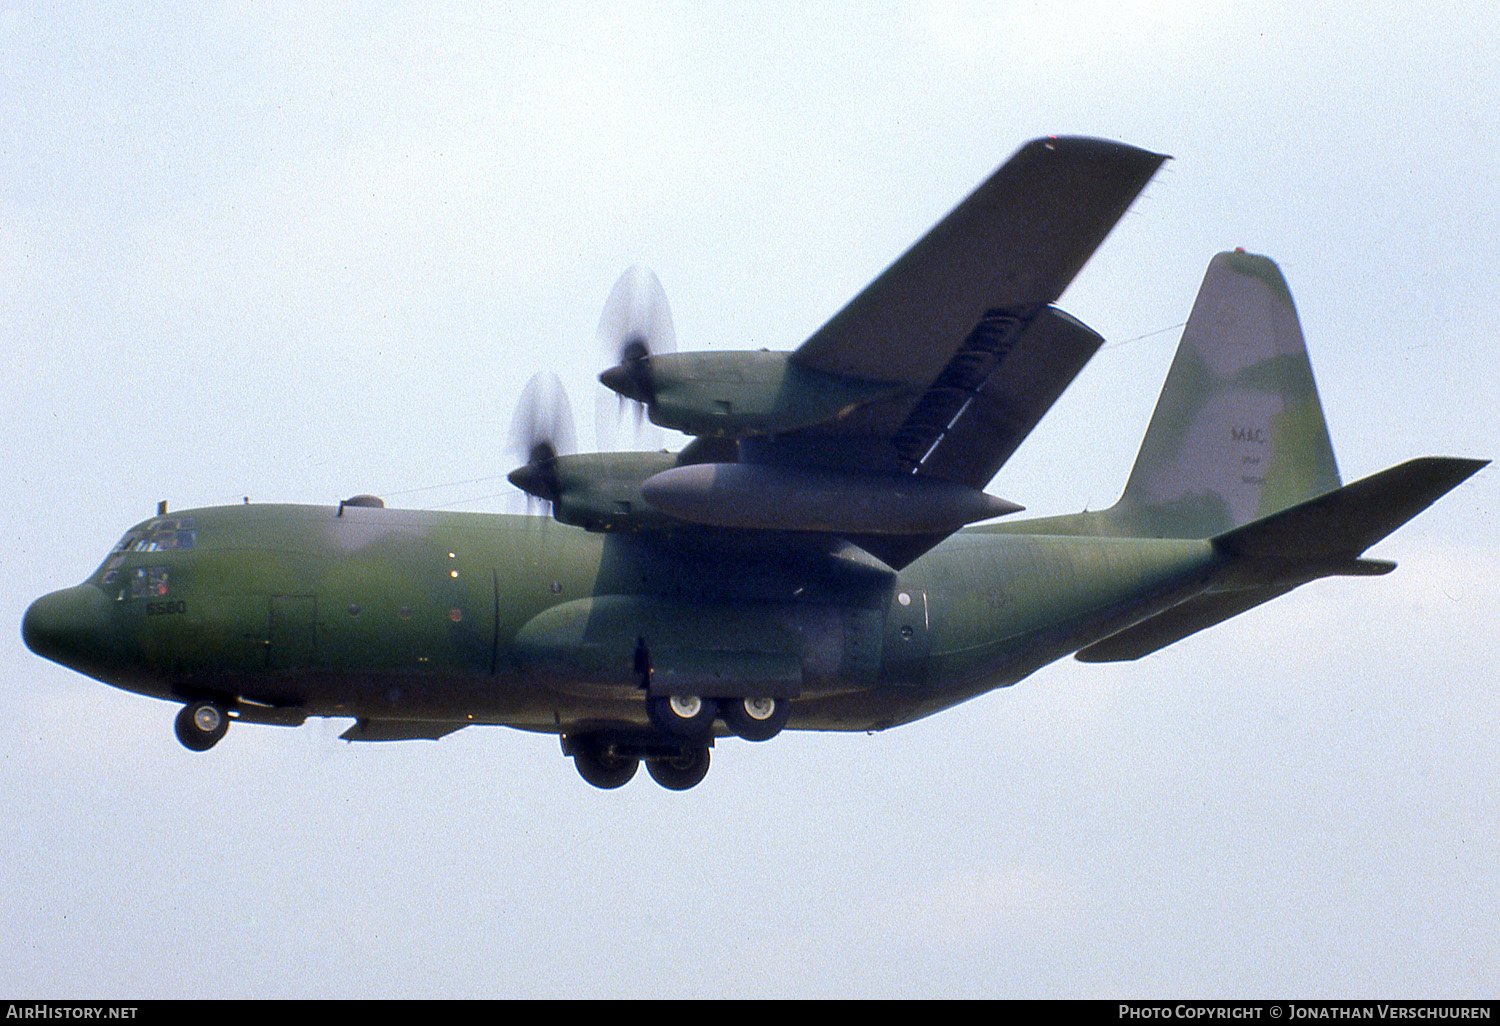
[721,696,791,742]
[572,737,640,790]
[174,700,229,752]
[647,693,717,738]
[646,746,711,790]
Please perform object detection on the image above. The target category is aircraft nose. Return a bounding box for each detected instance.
[22,584,111,672]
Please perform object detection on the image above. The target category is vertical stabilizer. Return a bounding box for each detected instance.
[1109,250,1341,537]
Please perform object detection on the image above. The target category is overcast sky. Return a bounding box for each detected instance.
[4,1,1497,998]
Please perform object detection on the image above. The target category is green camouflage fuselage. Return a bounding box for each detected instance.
[57,502,1218,736]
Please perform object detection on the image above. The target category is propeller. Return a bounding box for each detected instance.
[596,265,676,443]
[506,372,577,513]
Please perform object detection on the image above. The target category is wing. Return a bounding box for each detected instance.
[555,137,1167,570]
[739,138,1166,566]
[792,136,1166,401]
[749,137,1166,489]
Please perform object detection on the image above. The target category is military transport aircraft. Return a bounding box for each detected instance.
[23,136,1485,790]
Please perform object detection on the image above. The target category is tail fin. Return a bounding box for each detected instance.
[1109,250,1341,538]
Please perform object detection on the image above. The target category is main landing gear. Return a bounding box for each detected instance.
[566,693,791,790]
[645,745,710,790]
[719,695,792,742]
[565,734,712,792]
[174,699,229,751]
[572,736,641,789]
[647,693,791,743]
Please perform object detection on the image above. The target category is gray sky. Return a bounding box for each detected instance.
[4,1,1497,998]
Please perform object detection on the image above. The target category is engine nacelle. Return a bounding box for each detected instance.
[600,350,906,438]
[508,450,679,532]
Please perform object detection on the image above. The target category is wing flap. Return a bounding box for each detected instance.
[906,306,1105,487]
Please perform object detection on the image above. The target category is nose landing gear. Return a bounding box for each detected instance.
[174,699,229,751]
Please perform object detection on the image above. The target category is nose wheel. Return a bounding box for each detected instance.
[174,700,229,752]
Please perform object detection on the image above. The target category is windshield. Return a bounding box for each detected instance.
[110,518,196,555]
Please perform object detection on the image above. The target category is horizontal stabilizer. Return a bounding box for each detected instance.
[1075,585,1293,662]
[1213,456,1487,567]
[1076,456,1483,662]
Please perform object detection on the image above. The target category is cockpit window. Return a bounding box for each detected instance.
[130,567,170,598]
[102,518,198,590]
[114,518,196,554]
